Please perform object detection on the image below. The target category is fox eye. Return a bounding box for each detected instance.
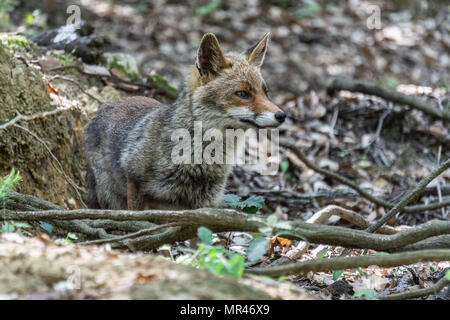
[235,91,252,99]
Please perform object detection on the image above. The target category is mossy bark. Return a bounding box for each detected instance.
[0,43,85,208]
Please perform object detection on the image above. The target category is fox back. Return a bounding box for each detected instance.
[83,33,285,210]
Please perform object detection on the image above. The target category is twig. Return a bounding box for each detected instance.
[327,77,450,121]
[0,109,68,130]
[366,158,450,233]
[48,75,104,104]
[47,64,178,100]
[436,145,446,218]
[2,207,450,252]
[79,222,184,245]
[379,275,449,300]
[246,249,450,277]
[365,102,392,149]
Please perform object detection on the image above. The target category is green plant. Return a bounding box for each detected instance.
[332,270,344,281]
[193,226,245,278]
[54,232,78,245]
[0,221,32,234]
[246,236,270,263]
[353,289,378,300]
[222,194,265,213]
[280,159,289,174]
[0,168,21,209]
[0,35,30,50]
[0,0,19,30]
[196,0,221,16]
[149,73,178,93]
[50,52,79,66]
[378,77,399,89]
[297,1,321,18]
[39,221,53,234]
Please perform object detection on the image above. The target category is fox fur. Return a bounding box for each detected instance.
[83,32,285,210]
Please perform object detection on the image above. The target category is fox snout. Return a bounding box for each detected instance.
[253,97,286,127]
[226,95,286,128]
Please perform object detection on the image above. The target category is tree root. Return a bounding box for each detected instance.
[379,275,449,300]
[285,205,397,262]
[2,200,450,252]
[246,249,450,277]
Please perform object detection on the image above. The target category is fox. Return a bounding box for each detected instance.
[83,32,286,210]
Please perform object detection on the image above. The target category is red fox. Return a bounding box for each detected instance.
[83,33,285,210]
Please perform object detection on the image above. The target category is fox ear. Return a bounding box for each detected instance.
[245,32,270,67]
[196,33,227,76]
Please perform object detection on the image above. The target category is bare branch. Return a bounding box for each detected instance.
[327,77,450,121]
[246,249,450,277]
[379,275,449,300]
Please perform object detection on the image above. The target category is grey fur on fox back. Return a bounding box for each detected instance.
[83,32,286,210]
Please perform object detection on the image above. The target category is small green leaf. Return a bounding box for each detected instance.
[247,237,269,262]
[197,226,213,245]
[1,222,15,233]
[39,221,53,234]
[196,0,221,16]
[332,270,344,281]
[222,193,241,207]
[157,244,171,251]
[240,196,264,213]
[445,270,450,281]
[11,221,32,229]
[266,215,278,227]
[355,267,366,275]
[354,289,378,300]
[319,247,330,258]
[150,73,178,93]
[378,77,399,89]
[297,0,321,18]
[280,160,289,173]
[66,232,78,240]
[24,12,34,24]
[225,254,245,278]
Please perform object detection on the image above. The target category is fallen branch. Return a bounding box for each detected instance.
[379,275,449,300]
[285,205,397,262]
[79,222,185,245]
[0,109,68,130]
[2,206,450,252]
[246,249,450,277]
[47,64,177,100]
[327,77,450,121]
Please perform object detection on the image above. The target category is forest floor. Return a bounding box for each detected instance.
[0,0,449,300]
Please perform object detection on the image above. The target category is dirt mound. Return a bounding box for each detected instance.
[0,233,313,299]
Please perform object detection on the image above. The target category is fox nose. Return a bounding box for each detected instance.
[275,111,286,123]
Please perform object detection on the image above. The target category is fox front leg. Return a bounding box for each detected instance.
[126,176,143,210]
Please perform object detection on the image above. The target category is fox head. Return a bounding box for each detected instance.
[187,32,286,129]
